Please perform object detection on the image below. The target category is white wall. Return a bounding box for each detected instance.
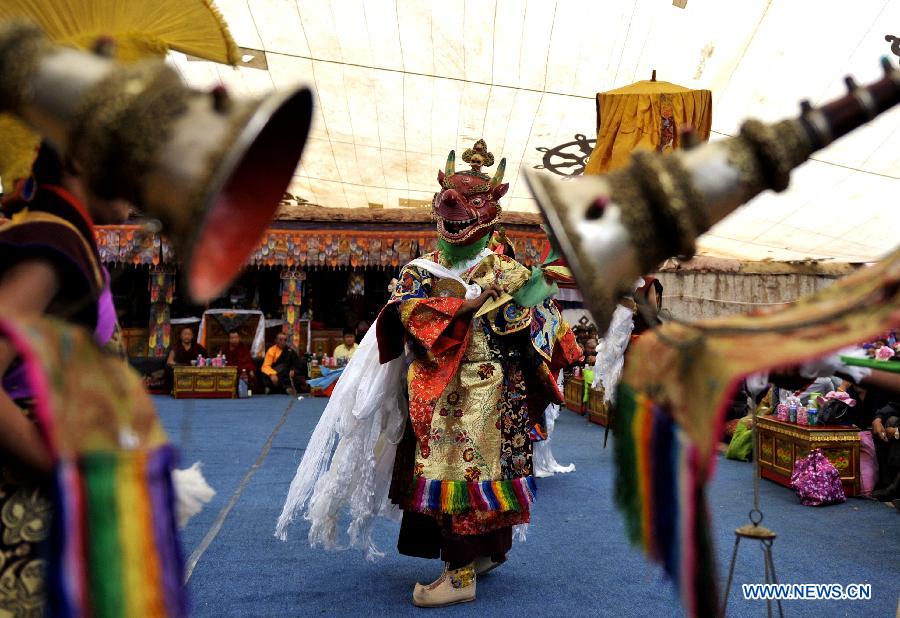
[654,260,855,321]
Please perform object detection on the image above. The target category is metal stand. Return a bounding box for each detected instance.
[720,408,784,618]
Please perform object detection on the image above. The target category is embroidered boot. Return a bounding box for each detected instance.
[412,563,476,607]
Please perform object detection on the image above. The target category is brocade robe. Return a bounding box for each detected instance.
[380,250,581,536]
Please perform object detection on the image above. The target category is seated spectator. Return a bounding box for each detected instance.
[583,337,598,367]
[262,333,308,395]
[165,326,207,393]
[333,328,359,364]
[167,326,207,367]
[220,329,257,391]
[872,402,900,502]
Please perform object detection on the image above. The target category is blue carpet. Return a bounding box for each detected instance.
[156,396,899,617]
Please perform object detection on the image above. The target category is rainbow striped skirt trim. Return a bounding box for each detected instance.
[409,475,537,515]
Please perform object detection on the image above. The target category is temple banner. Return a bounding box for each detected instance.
[93,227,547,269]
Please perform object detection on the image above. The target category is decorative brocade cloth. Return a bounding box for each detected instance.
[615,247,900,617]
[0,316,184,617]
[0,402,51,617]
[381,251,581,535]
[210,313,252,335]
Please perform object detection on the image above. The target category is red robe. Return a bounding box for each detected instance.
[222,343,257,387]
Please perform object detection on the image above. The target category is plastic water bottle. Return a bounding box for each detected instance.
[807,396,818,426]
[238,370,249,398]
[788,400,798,423]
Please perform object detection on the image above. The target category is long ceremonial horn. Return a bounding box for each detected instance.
[445,150,456,176]
[524,58,900,332]
[0,20,313,303]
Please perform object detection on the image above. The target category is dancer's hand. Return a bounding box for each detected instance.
[459,284,502,315]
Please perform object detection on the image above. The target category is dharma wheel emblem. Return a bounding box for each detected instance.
[532,133,596,178]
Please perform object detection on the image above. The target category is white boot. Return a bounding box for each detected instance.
[412,563,476,608]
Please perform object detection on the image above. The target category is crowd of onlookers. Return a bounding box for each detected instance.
[721,332,900,508]
[163,325,361,396]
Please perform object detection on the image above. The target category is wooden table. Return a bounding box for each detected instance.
[564,376,584,414]
[172,366,238,399]
[586,386,610,427]
[756,416,861,496]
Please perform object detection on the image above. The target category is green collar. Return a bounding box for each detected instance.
[438,234,490,266]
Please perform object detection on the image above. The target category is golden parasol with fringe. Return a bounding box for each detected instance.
[0,0,239,192]
[584,72,712,175]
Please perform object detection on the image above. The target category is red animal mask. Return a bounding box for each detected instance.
[433,139,508,245]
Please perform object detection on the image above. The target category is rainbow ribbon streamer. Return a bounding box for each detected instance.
[614,384,717,618]
[47,445,185,618]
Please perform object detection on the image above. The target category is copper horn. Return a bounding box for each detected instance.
[523,58,900,332]
[0,19,314,303]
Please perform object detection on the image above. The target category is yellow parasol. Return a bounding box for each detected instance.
[584,72,712,175]
[0,0,239,192]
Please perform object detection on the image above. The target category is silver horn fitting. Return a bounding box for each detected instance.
[0,19,314,304]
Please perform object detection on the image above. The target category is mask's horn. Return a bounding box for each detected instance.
[445,150,456,176]
[491,157,506,188]
[0,20,313,303]
[523,58,900,332]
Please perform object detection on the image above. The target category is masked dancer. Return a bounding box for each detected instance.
[277,140,582,607]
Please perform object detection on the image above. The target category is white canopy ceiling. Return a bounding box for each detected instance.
[168,0,900,262]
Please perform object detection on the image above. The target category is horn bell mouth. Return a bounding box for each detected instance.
[187,86,314,303]
[521,167,637,332]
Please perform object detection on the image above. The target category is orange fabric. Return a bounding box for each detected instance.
[261,345,282,377]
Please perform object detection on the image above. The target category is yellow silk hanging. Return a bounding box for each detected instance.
[584,80,712,175]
